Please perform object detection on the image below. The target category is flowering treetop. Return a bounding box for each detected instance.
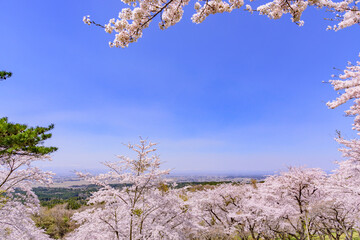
[69,139,194,240]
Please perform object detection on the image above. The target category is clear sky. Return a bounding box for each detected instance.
[1,0,359,175]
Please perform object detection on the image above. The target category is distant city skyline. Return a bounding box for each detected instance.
[1,1,360,175]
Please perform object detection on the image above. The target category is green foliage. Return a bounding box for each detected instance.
[34,186,99,204]
[33,205,78,239]
[41,199,66,209]
[158,182,169,193]
[132,208,143,217]
[39,197,85,210]
[66,198,82,210]
[0,117,57,157]
[34,183,130,207]
[179,194,189,202]
[0,71,12,80]
[0,190,8,209]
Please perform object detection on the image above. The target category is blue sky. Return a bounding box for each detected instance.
[1,0,359,175]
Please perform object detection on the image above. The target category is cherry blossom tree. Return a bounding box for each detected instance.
[325,55,360,237]
[68,139,194,240]
[311,183,360,240]
[189,183,246,238]
[188,182,274,239]
[327,55,360,134]
[326,54,360,173]
[0,156,53,240]
[259,167,327,240]
[238,181,277,240]
[83,0,359,48]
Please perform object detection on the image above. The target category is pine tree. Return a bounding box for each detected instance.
[0,117,57,157]
[0,71,12,80]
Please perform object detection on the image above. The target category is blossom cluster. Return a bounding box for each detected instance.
[68,140,195,239]
[83,0,359,47]
[327,54,360,133]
